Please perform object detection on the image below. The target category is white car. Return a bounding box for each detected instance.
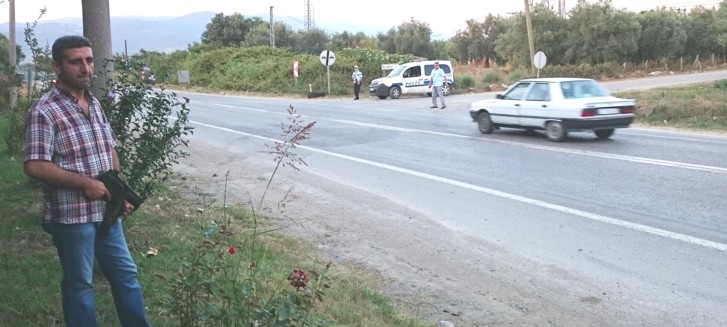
[469,78,636,142]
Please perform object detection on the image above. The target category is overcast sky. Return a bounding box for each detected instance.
[2,0,723,37]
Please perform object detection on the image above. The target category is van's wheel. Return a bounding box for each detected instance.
[546,121,567,142]
[477,112,494,134]
[595,129,614,139]
[377,95,387,100]
[389,86,401,99]
[443,83,452,96]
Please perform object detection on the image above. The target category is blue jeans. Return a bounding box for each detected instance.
[43,220,152,327]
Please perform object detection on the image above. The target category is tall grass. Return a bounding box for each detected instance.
[616,81,727,130]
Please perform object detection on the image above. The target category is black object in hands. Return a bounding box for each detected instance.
[97,170,145,236]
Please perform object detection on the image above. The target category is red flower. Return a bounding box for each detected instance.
[249,261,256,269]
[228,246,236,254]
[287,268,309,290]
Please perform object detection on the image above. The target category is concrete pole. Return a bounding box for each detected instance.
[81,0,113,98]
[270,6,275,48]
[524,0,536,75]
[9,0,17,108]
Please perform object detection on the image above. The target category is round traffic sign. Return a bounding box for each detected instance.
[319,50,336,66]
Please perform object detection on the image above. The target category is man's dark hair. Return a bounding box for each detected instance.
[52,35,92,63]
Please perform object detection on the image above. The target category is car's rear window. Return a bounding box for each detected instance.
[560,80,610,99]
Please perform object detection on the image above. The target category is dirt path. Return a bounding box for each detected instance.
[173,139,672,326]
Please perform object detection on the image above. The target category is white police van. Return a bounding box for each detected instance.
[368,60,455,99]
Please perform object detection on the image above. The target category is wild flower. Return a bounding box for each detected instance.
[288,268,309,291]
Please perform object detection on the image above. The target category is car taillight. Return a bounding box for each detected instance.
[621,106,635,114]
[581,109,596,117]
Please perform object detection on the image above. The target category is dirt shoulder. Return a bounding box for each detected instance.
[173,139,673,326]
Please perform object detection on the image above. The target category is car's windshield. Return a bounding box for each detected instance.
[560,80,610,99]
[387,65,407,77]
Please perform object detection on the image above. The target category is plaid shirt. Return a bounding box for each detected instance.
[24,86,117,224]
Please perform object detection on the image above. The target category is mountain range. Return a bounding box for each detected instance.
[0,12,392,64]
[0,12,214,63]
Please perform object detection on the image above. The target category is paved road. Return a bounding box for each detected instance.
[173,71,727,325]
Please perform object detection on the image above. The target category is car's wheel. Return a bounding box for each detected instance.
[377,95,387,100]
[545,121,567,142]
[477,112,494,134]
[389,86,401,99]
[595,129,614,139]
[443,83,452,96]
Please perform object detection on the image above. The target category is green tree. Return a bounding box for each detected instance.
[394,18,434,58]
[376,28,397,54]
[0,34,15,109]
[246,22,295,49]
[482,14,509,65]
[452,19,487,63]
[245,24,272,47]
[376,19,433,58]
[684,6,719,59]
[430,40,452,60]
[293,29,329,54]
[330,31,378,51]
[495,4,568,68]
[714,1,727,57]
[201,13,264,47]
[636,8,687,61]
[565,0,641,65]
[329,31,354,50]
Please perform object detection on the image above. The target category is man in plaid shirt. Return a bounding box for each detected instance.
[24,35,151,327]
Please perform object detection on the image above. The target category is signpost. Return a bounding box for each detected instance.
[319,50,335,94]
[533,51,547,78]
[293,60,299,86]
[381,63,399,77]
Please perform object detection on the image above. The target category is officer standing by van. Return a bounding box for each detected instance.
[428,61,447,109]
[352,65,363,100]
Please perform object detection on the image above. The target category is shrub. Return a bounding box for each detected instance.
[456,74,475,89]
[99,58,194,198]
[506,69,528,84]
[482,71,503,85]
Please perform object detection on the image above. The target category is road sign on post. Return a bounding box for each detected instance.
[319,50,335,94]
[293,60,299,86]
[533,51,547,78]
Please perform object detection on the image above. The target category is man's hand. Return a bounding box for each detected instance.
[82,178,110,201]
[122,199,135,217]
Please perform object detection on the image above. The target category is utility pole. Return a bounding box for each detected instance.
[524,0,536,75]
[9,0,17,108]
[269,6,275,48]
[81,0,113,98]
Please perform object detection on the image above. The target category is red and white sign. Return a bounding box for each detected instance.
[293,60,299,79]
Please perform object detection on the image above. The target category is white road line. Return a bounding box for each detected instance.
[189,119,727,253]
[328,119,727,174]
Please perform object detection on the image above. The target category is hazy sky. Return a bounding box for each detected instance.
[2,0,723,37]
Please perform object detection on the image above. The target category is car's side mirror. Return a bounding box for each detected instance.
[495,94,505,100]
